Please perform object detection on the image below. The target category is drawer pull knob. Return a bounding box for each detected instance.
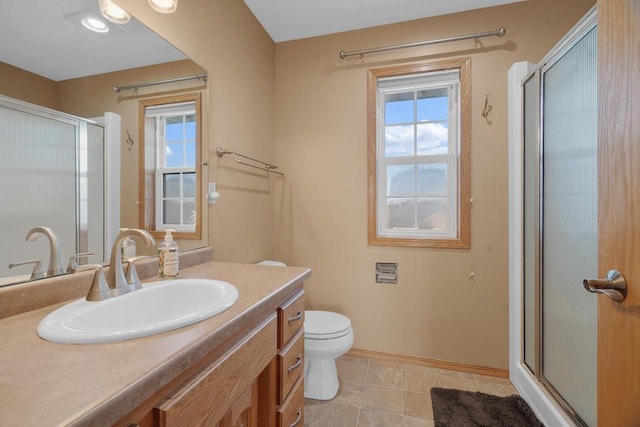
[288,353,303,372]
[290,408,302,427]
[288,311,303,323]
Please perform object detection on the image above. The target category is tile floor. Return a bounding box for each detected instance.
[304,355,518,427]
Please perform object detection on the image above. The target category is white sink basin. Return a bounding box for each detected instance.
[37,279,239,344]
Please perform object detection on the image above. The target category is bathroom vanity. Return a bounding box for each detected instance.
[0,250,309,426]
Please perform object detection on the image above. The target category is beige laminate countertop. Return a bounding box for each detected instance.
[0,261,311,426]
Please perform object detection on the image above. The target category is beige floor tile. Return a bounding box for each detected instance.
[475,376,517,397]
[402,363,438,376]
[357,408,404,427]
[403,391,433,419]
[304,399,319,426]
[366,362,403,389]
[361,384,403,414]
[338,358,369,386]
[404,416,435,427]
[339,355,371,365]
[310,402,359,427]
[403,365,439,393]
[333,379,366,408]
[437,374,479,392]
[437,368,475,379]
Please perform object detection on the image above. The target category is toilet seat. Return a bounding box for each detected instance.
[305,310,352,340]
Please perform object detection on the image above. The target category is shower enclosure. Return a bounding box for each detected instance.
[0,95,116,283]
[509,8,597,427]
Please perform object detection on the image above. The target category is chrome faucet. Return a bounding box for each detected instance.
[25,226,64,277]
[106,228,155,297]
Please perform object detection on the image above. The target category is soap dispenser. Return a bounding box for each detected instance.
[158,229,179,278]
[120,228,136,262]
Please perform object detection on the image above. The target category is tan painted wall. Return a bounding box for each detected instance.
[117,0,277,262]
[0,61,58,109]
[273,0,594,369]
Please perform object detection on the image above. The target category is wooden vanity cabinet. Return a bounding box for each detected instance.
[277,291,305,427]
[118,288,305,427]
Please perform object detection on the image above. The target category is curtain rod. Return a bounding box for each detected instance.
[339,27,506,59]
[113,74,208,93]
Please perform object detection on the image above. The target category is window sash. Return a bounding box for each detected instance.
[151,108,197,232]
[376,75,460,239]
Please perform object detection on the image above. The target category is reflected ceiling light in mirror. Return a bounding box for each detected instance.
[81,17,109,33]
[99,0,131,24]
[148,0,178,14]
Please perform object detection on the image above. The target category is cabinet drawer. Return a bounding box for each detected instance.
[277,377,304,427]
[154,314,277,426]
[278,329,304,404]
[278,291,305,348]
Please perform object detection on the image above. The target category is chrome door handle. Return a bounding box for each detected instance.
[583,269,627,303]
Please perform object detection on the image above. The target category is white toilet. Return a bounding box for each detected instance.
[304,310,354,400]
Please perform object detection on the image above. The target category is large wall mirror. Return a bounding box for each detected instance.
[0,0,208,287]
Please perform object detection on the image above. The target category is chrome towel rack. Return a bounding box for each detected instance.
[215,147,284,176]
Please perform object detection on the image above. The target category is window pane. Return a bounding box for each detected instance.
[385,92,414,124]
[163,173,180,197]
[183,200,196,225]
[165,116,183,142]
[417,123,448,155]
[387,164,414,196]
[183,172,196,197]
[417,163,447,195]
[417,89,448,121]
[417,197,448,230]
[185,115,196,140]
[387,198,415,228]
[185,142,196,167]
[163,199,181,224]
[165,143,184,167]
[385,124,414,157]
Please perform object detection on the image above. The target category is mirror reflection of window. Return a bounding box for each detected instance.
[139,94,202,240]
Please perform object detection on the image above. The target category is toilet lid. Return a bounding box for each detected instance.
[305,310,352,339]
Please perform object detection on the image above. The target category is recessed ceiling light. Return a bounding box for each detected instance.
[148,0,178,14]
[81,17,109,33]
[99,0,131,24]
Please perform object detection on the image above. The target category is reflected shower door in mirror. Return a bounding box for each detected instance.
[0,96,117,286]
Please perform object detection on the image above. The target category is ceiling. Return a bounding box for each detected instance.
[243,0,525,42]
[0,0,524,82]
[0,0,186,82]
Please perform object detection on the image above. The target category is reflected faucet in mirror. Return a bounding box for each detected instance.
[85,229,156,302]
[25,226,65,276]
[10,226,66,278]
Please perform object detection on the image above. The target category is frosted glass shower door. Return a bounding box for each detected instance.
[0,105,77,278]
[541,26,597,426]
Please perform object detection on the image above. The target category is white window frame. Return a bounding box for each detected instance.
[146,101,196,233]
[367,59,471,249]
[376,71,460,239]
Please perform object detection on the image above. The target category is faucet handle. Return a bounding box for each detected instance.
[125,256,153,290]
[66,252,95,273]
[77,264,111,302]
[8,260,45,280]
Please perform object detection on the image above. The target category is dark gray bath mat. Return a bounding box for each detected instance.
[431,387,544,427]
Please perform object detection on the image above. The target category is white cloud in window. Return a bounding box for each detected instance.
[385,123,448,156]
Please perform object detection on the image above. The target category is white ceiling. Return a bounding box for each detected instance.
[243,0,525,43]
[0,0,524,82]
[0,0,186,81]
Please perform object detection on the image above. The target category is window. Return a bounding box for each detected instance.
[139,93,202,240]
[367,59,470,248]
